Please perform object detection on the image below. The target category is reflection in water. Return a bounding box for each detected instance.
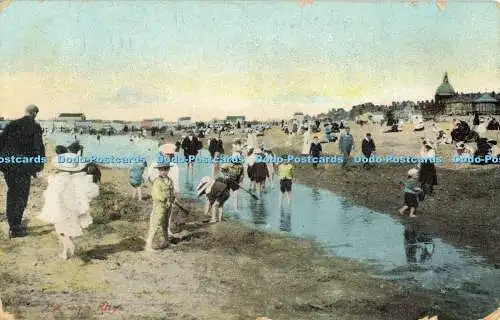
[279,207,292,232]
[184,181,194,192]
[250,198,267,225]
[340,199,352,211]
[404,222,435,264]
[311,188,321,205]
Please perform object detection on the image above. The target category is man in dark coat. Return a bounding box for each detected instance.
[0,105,45,238]
[361,133,376,169]
[181,131,202,169]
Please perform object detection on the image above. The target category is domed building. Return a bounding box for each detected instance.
[433,72,500,115]
[435,72,456,104]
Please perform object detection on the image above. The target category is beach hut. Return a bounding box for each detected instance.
[178,116,193,128]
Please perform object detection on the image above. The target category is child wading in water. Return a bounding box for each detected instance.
[129,161,147,200]
[145,162,175,251]
[399,168,422,218]
[277,156,294,206]
[196,176,230,223]
[37,152,99,259]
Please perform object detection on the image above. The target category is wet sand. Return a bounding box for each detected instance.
[0,147,478,319]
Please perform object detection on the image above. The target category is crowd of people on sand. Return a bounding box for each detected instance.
[2,106,500,319]
[1,105,499,257]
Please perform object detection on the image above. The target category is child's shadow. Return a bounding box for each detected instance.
[77,237,145,263]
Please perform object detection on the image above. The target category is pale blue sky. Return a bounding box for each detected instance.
[0,1,498,120]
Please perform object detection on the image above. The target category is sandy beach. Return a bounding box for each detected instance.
[0,140,488,319]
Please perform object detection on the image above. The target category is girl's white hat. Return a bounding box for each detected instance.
[159,143,176,155]
[408,168,419,178]
[254,148,262,154]
[53,153,87,172]
[196,176,214,197]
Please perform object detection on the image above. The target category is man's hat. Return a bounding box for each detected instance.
[25,104,39,114]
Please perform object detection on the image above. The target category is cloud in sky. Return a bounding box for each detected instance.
[100,86,161,106]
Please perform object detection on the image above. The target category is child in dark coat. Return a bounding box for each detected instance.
[309,136,322,169]
[361,133,376,169]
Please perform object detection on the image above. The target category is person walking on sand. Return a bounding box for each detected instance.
[0,105,45,238]
[309,136,322,169]
[361,133,376,169]
[302,127,313,155]
[277,156,294,206]
[37,152,99,259]
[418,141,437,196]
[398,168,422,218]
[129,161,147,201]
[473,111,480,129]
[145,162,175,251]
[339,126,354,169]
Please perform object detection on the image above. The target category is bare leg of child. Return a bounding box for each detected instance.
[145,208,159,251]
[67,236,75,257]
[210,202,219,223]
[409,208,417,218]
[131,188,136,199]
[57,233,69,260]
[399,206,408,215]
[204,200,211,216]
[138,187,143,201]
[167,206,175,237]
[233,190,239,211]
[287,191,291,204]
[145,225,157,252]
[217,206,224,222]
[211,164,216,179]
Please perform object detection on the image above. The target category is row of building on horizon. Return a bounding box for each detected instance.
[0,113,252,134]
[323,73,500,122]
[1,73,498,132]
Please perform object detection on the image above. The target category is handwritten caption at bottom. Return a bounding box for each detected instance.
[51,302,122,314]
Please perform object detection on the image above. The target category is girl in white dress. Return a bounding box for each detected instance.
[37,153,99,260]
